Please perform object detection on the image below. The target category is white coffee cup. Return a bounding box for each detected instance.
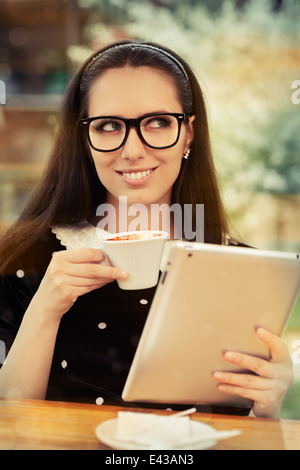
[100,230,168,290]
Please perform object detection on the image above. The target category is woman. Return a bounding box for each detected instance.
[0,40,293,417]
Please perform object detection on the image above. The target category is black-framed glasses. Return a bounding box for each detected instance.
[80,112,186,152]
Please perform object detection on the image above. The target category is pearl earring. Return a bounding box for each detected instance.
[183,149,191,160]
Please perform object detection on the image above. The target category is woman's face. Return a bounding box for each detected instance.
[87,66,194,209]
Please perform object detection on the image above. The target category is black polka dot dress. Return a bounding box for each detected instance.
[0,228,251,415]
[0,229,156,407]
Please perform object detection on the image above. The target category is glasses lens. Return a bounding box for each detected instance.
[140,114,179,149]
[87,114,181,151]
[89,118,126,151]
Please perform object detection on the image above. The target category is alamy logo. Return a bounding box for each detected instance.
[96,196,205,242]
[0,340,5,364]
[292,339,300,365]
[0,80,6,105]
[291,80,300,105]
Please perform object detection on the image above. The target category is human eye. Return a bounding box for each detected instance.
[91,118,123,133]
[143,115,173,130]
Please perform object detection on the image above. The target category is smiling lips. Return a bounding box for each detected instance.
[117,167,157,185]
[122,169,151,180]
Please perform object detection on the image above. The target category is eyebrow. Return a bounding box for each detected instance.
[87,110,182,119]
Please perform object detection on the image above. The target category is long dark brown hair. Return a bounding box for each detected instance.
[0,39,229,274]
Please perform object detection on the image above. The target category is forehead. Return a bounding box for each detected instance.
[87,66,182,117]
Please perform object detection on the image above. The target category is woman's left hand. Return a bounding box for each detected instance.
[212,327,294,418]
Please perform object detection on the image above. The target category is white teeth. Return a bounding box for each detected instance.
[122,169,151,180]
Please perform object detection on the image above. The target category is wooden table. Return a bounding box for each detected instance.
[0,398,299,450]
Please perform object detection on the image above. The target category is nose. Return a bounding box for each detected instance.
[120,127,147,161]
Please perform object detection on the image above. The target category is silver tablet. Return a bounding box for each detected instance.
[122,242,300,408]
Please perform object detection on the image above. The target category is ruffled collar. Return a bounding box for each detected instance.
[51,221,172,272]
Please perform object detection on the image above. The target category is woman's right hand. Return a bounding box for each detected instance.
[32,248,128,322]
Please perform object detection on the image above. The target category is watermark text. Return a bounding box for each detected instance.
[291,80,300,105]
[0,80,6,105]
[96,196,204,242]
[0,340,6,364]
[292,339,300,365]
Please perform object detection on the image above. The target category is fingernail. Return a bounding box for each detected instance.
[217,384,228,392]
[213,371,225,380]
[224,351,235,360]
[118,271,128,279]
[256,327,268,338]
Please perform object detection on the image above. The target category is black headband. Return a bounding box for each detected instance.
[80,43,191,95]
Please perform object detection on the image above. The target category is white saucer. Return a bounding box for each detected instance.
[95,419,217,450]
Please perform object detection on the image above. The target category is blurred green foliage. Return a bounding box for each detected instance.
[288,295,300,330]
[281,381,300,419]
